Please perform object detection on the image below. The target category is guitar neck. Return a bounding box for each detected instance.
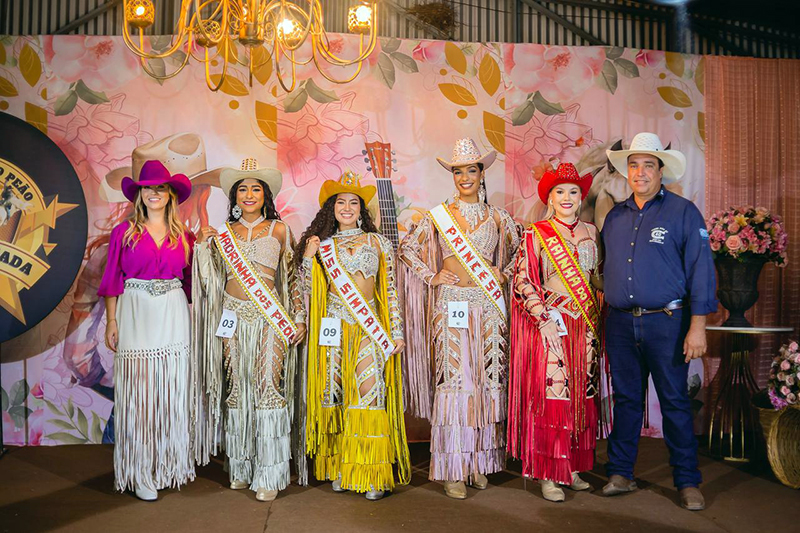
[376,178,400,250]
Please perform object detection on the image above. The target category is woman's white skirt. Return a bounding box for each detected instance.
[114,278,194,492]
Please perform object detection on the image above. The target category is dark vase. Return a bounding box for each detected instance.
[715,255,766,327]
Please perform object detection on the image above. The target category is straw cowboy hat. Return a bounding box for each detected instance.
[436,138,497,172]
[121,160,192,204]
[220,158,283,198]
[606,132,686,184]
[537,163,594,204]
[101,132,223,203]
[318,170,376,207]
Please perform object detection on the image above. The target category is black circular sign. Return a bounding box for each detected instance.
[0,111,88,342]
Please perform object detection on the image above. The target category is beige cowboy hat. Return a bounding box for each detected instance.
[436,138,497,172]
[220,158,283,198]
[100,132,223,203]
[606,132,686,184]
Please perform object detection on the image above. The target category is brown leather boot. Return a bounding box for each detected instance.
[679,486,705,511]
[602,475,638,496]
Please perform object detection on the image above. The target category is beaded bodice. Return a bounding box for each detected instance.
[439,215,499,261]
[542,237,598,281]
[225,221,282,281]
[335,231,380,279]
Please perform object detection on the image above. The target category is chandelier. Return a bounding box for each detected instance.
[122,0,378,92]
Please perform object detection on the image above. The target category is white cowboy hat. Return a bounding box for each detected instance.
[100,132,223,203]
[606,132,686,184]
[436,138,497,172]
[220,158,283,198]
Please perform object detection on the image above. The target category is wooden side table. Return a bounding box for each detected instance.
[706,326,794,462]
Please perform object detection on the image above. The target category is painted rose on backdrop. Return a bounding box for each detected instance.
[505,44,606,103]
[506,103,595,199]
[278,92,369,188]
[413,40,447,64]
[49,94,152,187]
[43,35,140,92]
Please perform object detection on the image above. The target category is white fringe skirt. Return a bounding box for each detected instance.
[114,278,195,492]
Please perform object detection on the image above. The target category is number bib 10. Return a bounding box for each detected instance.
[319,317,342,347]
[215,309,238,339]
[447,301,469,329]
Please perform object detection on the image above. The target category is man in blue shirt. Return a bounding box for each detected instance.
[601,133,717,511]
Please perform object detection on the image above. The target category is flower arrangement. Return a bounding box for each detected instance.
[769,341,800,409]
[706,206,788,266]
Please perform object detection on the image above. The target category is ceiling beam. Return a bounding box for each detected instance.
[382,0,452,41]
[547,0,671,21]
[520,0,606,45]
[692,20,752,57]
[55,0,122,35]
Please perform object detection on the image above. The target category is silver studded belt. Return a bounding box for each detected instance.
[124,278,182,297]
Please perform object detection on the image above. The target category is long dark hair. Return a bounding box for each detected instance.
[228,178,281,222]
[294,195,378,268]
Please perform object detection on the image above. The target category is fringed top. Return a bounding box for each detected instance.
[396,202,522,420]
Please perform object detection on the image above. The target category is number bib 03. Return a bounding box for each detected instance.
[215,309,238,339]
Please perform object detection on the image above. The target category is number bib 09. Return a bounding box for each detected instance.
[319,317,342,347]
[447,301,469,329]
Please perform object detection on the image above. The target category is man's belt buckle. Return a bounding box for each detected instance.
[632,307,643,317]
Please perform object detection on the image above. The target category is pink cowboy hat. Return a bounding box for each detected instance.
[121,160,192,204]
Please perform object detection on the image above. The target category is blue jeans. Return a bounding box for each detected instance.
[604,307,702,489]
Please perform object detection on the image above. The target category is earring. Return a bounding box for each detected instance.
[357,216,363,228]
[478,180,486,203]
[231,205,242,219]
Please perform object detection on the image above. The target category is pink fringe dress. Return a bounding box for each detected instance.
[398,202,520,482]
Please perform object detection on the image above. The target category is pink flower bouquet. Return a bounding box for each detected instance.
[768,341,800,409]
[706,206,788,266]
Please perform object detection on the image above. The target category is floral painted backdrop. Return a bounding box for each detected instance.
[0,34,706,445]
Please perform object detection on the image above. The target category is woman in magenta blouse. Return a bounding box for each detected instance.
[98,160,198,501]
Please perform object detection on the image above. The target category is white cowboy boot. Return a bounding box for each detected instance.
[365,486,385,501]
[540,480,565,502]
[230,480,249,490]
[568,472,591,491]
[332,477,347,493]
[256,488,278,502]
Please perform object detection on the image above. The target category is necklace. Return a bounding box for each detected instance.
[553,216,579,238]
[334,227,364,238]
[238,215,265,241]
[455,198,487,228]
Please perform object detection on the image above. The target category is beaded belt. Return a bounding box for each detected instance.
[124,278,182,297]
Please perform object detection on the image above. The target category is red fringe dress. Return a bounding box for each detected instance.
[507,222,602,484]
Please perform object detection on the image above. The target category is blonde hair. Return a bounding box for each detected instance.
[123,186,191,263]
